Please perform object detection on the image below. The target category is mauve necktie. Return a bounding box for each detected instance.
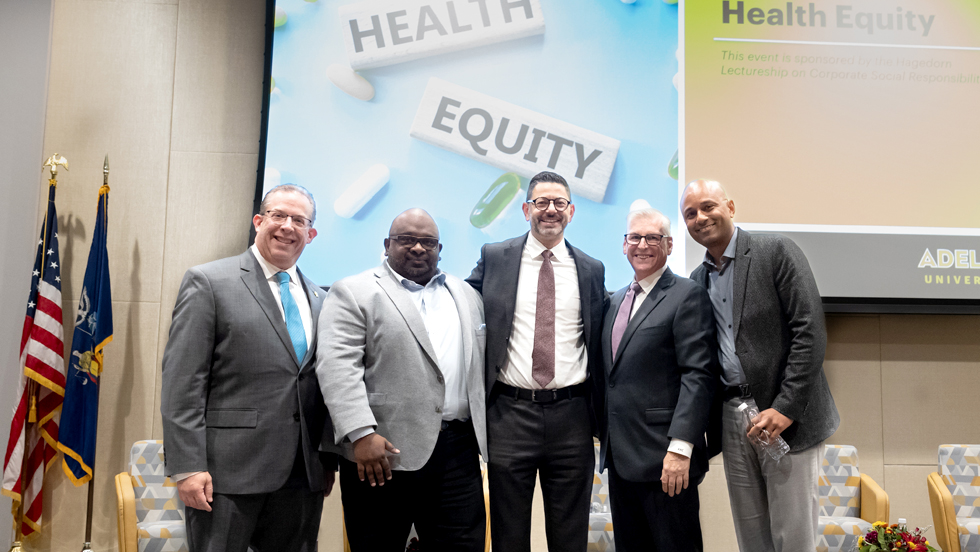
[531,250,555,387]
[611,281,643,361]
[276,271,308,361]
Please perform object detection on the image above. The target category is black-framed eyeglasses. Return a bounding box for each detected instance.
[265,210,312,229]
[527,197,571,212]
[625,233,669,246]
[389,235,440,250]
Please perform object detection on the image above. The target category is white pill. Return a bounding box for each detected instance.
[264,167,281,193]
[327,64,375,101]
[629,199,652,212]
[672,72,679,90]
[334,164,389,218]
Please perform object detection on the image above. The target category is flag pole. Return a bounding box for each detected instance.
[78,155,108,552]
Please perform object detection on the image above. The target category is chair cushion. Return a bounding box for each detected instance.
[960,517,980,552]
[939,444,980,519]
[587,511,615,552]
[130,440,186,523]
[816,515,872,552]
[137,520,188,552]
[820,445,862,518]
[592,443,610,513]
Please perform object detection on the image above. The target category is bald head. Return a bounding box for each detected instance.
[681,179,736,262]
[385,208,442,285]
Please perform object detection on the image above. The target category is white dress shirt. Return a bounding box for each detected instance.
[346,262,468,443]
[627,266,693,459]
[176,246,314,482]
[498,235,588,390]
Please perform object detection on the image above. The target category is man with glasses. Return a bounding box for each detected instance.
[317,208,488,551]
[466,171,607,552]
[598,208,719,551]
[162,184,336,551]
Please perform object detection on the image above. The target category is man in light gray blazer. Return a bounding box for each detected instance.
[317,209,488,552]
[161,185,336,552]
[682,179,839,552]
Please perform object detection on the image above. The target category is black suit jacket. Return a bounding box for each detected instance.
[466,233,608,431]
[691,229,839,453]
[599,268,719,483]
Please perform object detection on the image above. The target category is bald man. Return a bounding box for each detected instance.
[316,209,488,552]
[681,180,839,552]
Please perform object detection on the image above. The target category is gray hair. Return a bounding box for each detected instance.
[627,208,671,237]
[260,184,317,223]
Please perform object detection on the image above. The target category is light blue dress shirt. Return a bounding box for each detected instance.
[703,228,747,387]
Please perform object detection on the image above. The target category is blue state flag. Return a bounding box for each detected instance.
[58,184,112,485]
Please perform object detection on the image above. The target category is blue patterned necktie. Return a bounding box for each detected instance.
[276,271,307,361]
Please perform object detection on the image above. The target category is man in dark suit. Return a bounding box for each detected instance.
[161,185,336,552]
[466,171,607,552]
[682,179,839,552]
[599,208,719,552]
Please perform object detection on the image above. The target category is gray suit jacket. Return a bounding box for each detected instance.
[316,265,488,471]
[599,268,720,483]
[161,250,334,494]
[691,229,839,451]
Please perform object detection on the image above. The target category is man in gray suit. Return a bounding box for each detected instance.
[682,179,839,552]
[317,209,488,552]
[161,184,335,552]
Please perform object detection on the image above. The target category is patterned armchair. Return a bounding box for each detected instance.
[588,442,614,552]
[816,444,890,552]
[927,444,980,552]
[114,440,188,552]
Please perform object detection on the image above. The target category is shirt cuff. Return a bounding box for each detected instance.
[173,471,202,482]
[347,426,375,443]
[667,439,694,458]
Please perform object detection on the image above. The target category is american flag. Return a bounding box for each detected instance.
[2,182,66,537]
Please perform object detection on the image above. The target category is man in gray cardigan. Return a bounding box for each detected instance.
[682,179,839,552]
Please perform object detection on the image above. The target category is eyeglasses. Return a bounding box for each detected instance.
[527,197,571,212]
[265,210,312,229]
[389,235,440,250]
[625,233,669,246]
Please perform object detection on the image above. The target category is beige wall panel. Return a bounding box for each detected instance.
[700,461,737,551]
[883,464,940,548]
[27,300,160,552]
[42,0,177,303]
[170,0,266,154]
[151,151,257,436]
[824,315,884,483]
[880,315,980,465]
[318,489,344,552]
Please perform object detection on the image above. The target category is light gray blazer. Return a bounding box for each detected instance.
[316,264,488,471]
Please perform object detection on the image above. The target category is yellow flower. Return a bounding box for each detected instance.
[859,536,865,546]
[874,521,887,528]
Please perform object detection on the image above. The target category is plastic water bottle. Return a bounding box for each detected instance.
[738,399,791,470]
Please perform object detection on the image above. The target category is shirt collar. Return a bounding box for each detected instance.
[702,227,739,273]
[634,265,668,294]
[384,260,446,291]
[525,233,570,263]
[250,244,301,285]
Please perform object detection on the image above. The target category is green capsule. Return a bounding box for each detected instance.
[667,149,679,180]
[470,172,520,228]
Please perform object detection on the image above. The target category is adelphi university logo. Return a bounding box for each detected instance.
[918,248,980,285]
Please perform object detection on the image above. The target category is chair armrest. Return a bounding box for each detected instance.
[114,472,138,552]
[859,473,889,523]
[926,471,960,552]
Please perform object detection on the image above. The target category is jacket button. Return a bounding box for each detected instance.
[435,406,442,413]
[293,413,301,421]
[609,383,615,388]
[437,376,444,383]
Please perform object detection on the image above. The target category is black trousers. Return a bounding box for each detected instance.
[487,391,594,552]
[607,454,703,552]
[340,420,485,552]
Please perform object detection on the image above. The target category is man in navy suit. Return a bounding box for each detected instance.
[599,207,719,552]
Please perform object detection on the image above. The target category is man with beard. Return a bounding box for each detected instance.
[317,209,489,552]
[466,171,607,552]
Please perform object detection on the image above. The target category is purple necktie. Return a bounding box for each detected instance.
[531,250,555,387]
[611,282,643,361]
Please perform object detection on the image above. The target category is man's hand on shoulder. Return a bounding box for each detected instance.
[749,408,794,441]
[661,451,690,497]
[177,471,213,511]
[352,433,399,487]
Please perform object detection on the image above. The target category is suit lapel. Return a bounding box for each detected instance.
[611,269,675,373]
[374,266,440,367]
[240,252,300,369]
[568,242,593,341]
[603,287,627,371]
[498,236,525,339]
[732,229,752,341]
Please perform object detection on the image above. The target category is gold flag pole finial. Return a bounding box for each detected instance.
[42,153,69,185]
[101,154,110,194]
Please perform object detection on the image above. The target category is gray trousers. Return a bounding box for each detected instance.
[722,397,821,552]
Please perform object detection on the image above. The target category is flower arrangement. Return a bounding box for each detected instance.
[858,521,938,552]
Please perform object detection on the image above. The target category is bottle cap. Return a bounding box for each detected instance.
[737,403,749,412]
